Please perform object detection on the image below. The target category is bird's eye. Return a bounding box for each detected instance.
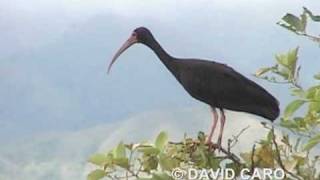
[132,32,137,37]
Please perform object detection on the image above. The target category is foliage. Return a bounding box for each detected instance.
[87,125,319,179]
[253,49,320,179]
[87,7,320,180]
[255,48,320,138]
[87,130,242,180]
[277,7,320,44]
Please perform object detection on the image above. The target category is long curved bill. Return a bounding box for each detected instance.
[107,35,138,74]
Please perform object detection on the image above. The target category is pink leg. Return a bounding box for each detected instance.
[206,107,218,144]
[217,109,226,147]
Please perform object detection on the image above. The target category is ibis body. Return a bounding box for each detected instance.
[108,27,279,146]
[168,59,279,120]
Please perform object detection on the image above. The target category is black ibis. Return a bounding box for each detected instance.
[108,27,279,147]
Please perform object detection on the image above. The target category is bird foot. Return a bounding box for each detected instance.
[205,136,223,153]
[206,142,216,152]
[206,142,222,153]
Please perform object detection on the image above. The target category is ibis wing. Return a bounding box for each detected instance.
[178,61,279,120]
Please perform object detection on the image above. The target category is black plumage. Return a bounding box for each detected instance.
[173,59,279,121]
[108,27,279,146]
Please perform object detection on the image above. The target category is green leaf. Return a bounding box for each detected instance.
[303,134,320,151]
[309,102,320,113]
[197,131,206,143]
[113,142,126,158]
[280,118,299,129]
[275,54,288,67]
[138,146,160,155]
[306,85,320,99]
[155,131,168,151]
[256,145,275,168]
[282,14,301,28]
[113,157,129,168]
[255,67,272,77]
[287,47,299,69]
[300,11,308,32]
[291,88,305,97]
[304,7,320,22]
[281,13,305,32]
[314,89,320,101]
[274,47,299,78]
[192,144,209,168]
[87,169,106,180]
[277,22,298,33]
[275,67,290,80]
[267,130,273,143]
[208,156,221,171]
[159,153,179,171]
[142,155,159,172]
[88,153,110,167]
[284,99,306,118]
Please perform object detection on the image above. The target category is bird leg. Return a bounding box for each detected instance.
[206,107,218,144]
[217,108,226,149]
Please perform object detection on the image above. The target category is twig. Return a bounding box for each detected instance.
[256,76,291,85]
[271,127,303,180]
[228,125,250,151]
[208,143,243,166]
[250,144,256,174]
[135,160,143,177]
[295,31,320,43]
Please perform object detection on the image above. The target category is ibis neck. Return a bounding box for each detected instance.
[144,37,176,72]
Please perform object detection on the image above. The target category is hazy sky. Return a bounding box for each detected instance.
[0,0,319,179]
[0,0,319,141]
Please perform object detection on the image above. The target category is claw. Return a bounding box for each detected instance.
[206,142,216,152]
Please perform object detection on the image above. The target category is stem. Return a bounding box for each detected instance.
[250,144,256,174]
[271,127,303,180]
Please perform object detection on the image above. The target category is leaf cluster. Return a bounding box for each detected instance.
[87,131,230,180]
[255,46,320,151]
[88,127,319,180]
[277,7,320,43]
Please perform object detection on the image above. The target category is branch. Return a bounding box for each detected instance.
[208,143,243,166]
[271,127,303,180]
[295,31,320,43]
[250,144,256,174]
[228,125,250,152]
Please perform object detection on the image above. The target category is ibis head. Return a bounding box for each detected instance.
[107,27,154,74]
